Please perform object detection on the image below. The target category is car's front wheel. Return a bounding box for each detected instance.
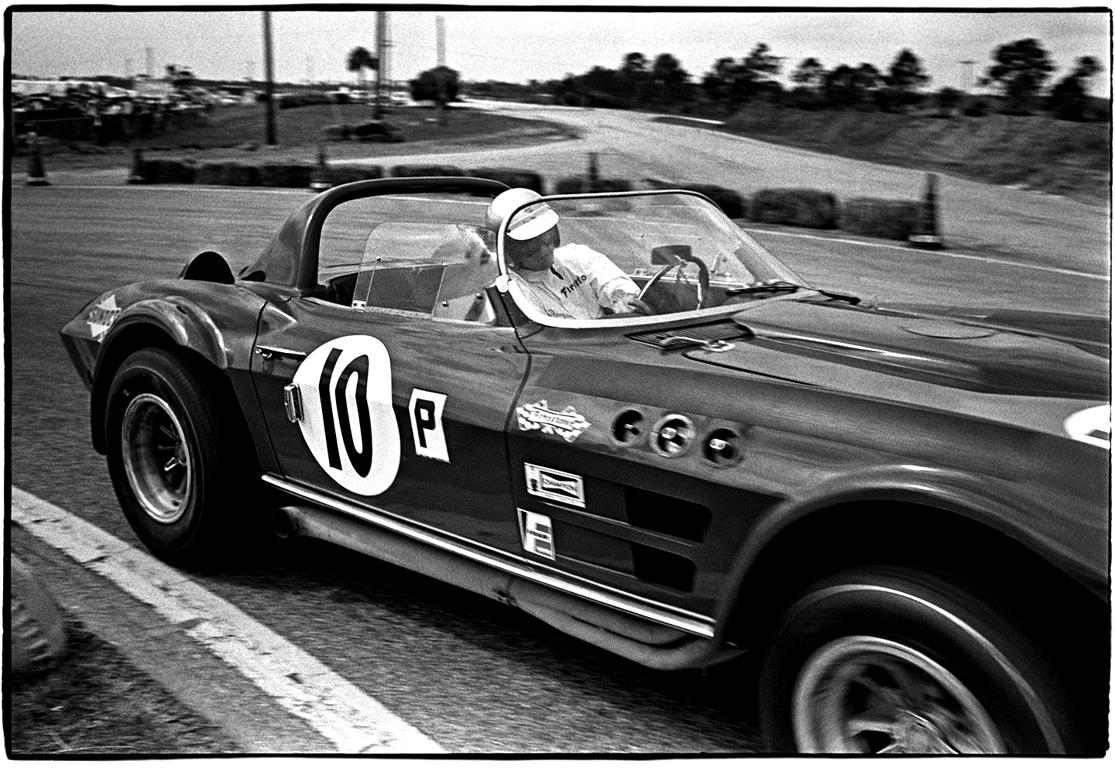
[759,567,1082,754]
[105,348,244,564]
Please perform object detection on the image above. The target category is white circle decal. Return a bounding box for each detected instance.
[293,335,401,495]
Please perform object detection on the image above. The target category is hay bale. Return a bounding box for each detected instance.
[195,162,260,186]
[138,159,195,184]
[750,188,838,229]
[329,164,385,184]
[390,164,464,177]
[320,123,351,141]
[468,167,545,193]
[259,162,314,188]
[553,176,633,193]
[840,198,921,240]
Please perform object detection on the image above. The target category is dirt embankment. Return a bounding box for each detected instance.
[690,107,1110,206]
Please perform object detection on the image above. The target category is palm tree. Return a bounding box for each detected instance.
[346,46,377,91]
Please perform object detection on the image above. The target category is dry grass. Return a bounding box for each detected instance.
[9,618,237,756]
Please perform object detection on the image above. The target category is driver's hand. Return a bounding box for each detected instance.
[622,296,654,315]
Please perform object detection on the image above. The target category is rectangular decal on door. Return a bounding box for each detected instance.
[518,509,556,560]
[409,389,449,462]
[524,463,585,509]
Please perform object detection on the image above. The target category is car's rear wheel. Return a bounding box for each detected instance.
[106,348,243,564]
[759,567,1081,754]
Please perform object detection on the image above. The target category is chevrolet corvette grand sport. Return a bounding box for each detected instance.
[62,177,1109,754]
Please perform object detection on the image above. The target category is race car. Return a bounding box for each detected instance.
[61,177,1109,754]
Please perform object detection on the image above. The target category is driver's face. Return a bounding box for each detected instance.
[507,225,559,271]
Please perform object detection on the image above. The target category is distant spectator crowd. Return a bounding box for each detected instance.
[12,80,227,146]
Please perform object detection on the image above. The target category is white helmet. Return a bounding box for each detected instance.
[485,188,559,241]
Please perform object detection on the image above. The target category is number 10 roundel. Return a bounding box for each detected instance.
[293,335,401,496]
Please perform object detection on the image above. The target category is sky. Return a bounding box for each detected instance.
[9,4,1113,95]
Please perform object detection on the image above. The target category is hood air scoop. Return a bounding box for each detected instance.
[902,320,996,339]
[629,322,752,351]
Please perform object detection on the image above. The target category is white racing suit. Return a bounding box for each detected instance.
[512,244,639,320]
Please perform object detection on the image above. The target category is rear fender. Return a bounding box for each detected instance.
[88,292,260,453]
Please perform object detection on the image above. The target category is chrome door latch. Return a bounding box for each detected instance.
[283,384,304,423]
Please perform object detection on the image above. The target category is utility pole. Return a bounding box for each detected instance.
[145,47,154,77]
[263,11,276,145]
[435,14,448,126]
[959,59,976,92]
[374,10,386,119]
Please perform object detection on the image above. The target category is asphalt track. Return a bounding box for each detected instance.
[8,143,1110,752]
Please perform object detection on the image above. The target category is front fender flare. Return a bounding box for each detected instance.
[711,464,1099,643]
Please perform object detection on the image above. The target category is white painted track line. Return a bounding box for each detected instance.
[10,486,444,754]
[750,228,1109,280]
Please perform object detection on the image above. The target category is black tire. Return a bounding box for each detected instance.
[105,347,246,564]
[758,567,1085,755]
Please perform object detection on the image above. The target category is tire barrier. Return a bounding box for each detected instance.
[9,555,67,677]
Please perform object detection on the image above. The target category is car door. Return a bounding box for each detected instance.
[250,224,529,549]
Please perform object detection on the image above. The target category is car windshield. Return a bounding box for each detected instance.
[496,190,810,328]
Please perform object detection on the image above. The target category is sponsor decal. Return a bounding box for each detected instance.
[292,336,401,496]
[518,509,556,560]
[1064,404,1111,449]
[516,400,590,443]
[409,389,449,462]
[524,464,585,508]
[86,294,121,340]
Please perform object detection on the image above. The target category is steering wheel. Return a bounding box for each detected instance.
[637,254,711,310]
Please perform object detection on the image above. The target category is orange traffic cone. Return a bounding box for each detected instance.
[587,151,600,192]
[908,172,943,249]
[25,132,50,187]
[127,147,146,184]
[309,144,332,192]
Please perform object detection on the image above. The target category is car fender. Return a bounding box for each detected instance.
[712,460,1107,642]
[86,286,266,453]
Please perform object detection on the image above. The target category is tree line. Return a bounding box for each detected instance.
[463,38,1106,122]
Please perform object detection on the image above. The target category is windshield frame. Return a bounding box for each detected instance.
[493,188,812,330]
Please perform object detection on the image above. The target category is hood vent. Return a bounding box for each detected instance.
[629,322,751,350]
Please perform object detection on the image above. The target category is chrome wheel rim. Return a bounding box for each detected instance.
[121,393,193,524]
[793,635,1005,754]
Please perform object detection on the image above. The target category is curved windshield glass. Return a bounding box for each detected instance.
[496,190,809,327]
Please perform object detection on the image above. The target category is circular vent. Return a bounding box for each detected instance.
[651,414,696,458]
[612,409,646,445]
[703,428,742,467]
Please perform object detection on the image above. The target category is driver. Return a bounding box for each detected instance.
[485,188,647,320]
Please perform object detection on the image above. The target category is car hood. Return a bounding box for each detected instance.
[683,299,1109,401]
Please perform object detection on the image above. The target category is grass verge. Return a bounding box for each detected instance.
[9,616,237,756]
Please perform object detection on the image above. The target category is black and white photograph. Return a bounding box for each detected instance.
[6,3,1111,756]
